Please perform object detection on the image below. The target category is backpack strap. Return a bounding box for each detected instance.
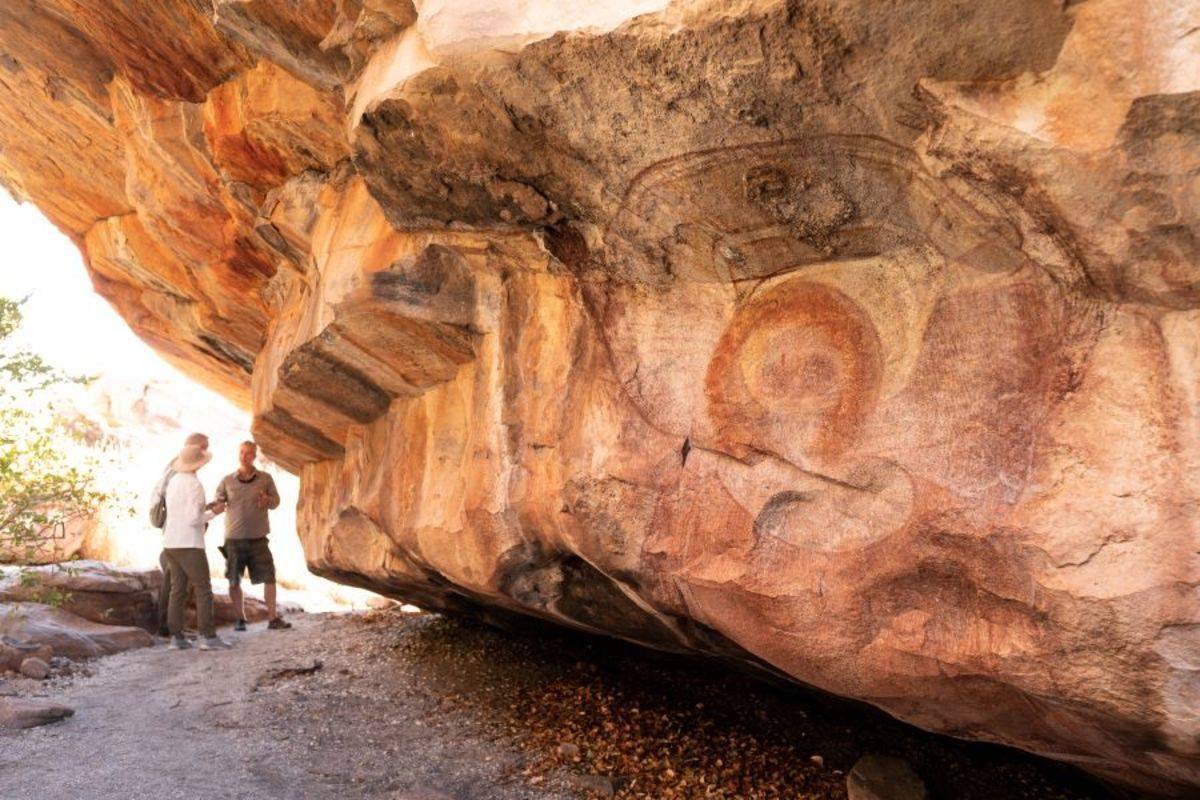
[153,467,176,501]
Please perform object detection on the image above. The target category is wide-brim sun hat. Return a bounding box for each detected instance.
[171,443,212,473]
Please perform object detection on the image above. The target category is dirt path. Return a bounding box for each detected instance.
[0,613,572,800]
[0,610,1114,800]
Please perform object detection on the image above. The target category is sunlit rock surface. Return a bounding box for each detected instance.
[0,1,1197,794]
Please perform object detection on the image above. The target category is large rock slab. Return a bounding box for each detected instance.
[0,1,1196,795]
[0,603,154,660]
[0,562,159,629]
[0,697,74,730]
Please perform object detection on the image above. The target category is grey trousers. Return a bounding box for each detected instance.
[163,547,215,639]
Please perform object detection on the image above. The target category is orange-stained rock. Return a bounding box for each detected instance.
[40,0,252,103]
[203,61,350,197]
[0,1,1196,795]
[0,0,129,235]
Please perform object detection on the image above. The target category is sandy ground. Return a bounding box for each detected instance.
[0,613,569,800]
[0,610,1115,800]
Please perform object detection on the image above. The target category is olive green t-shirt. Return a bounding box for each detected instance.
[214,469,280,541]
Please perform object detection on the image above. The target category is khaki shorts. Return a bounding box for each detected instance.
[223,538,276,586]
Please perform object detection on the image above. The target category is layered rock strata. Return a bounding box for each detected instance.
[0,1,1197,794]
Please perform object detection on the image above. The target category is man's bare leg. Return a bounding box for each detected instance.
[264,582,291,629]
[229,583,245,621]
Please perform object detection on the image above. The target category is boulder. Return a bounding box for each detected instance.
[0,642,22,673]
[0,562,159,630]
[0,1,1196,795]
[846,755,927,800]
[0,603,154,660]
[0,640,54,672]
[0,514,105,565]
[18,657,50,680]
[0,697,74,730]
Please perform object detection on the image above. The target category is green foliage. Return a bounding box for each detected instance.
[0,297,82,391]
[15,568,73,607]
[0,297,109,561]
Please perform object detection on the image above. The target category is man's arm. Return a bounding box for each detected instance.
[263,474,281,510]
[215,476,228,505]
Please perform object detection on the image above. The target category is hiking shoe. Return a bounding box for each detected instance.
[233,619,247,632]
[267,617,292,630]
[166,636,192,651]
[198,636,232,651]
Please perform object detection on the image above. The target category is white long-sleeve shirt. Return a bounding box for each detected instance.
[162,471,215,549]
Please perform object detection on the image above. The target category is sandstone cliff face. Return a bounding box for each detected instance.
[0,1,1197,794]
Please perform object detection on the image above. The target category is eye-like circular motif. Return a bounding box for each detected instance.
[704,279,883,463]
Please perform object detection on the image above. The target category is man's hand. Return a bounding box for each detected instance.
[209,500,227,515]
[256,490,272,509]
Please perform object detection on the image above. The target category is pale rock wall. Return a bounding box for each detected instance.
[0,1,1197,794]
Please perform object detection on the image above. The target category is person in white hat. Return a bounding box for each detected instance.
[154,432,208,636]
[162,439,230,651]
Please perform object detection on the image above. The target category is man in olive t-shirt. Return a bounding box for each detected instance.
[214,441,291,630]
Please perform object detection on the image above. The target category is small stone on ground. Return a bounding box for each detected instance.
[847,754,928,800]
[18,657,49,680]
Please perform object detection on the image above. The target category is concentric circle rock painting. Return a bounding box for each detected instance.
[605,135,1070,513]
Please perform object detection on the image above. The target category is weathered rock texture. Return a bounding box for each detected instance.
[0,697,74,730]
[0,603,153,660]
[0,1,1197,794]
[0,562,159,628]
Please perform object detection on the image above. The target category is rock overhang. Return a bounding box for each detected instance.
[0,1,1197,795]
